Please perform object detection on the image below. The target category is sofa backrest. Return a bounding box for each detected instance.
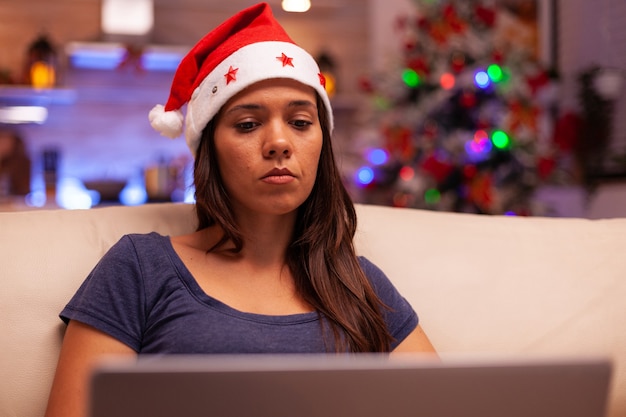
[1,203,197,417]
[1,202,625,417]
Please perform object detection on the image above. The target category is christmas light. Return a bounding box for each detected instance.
[474,70,490,89]
[491,130,510,149]
[355,167,375,186]
[424,188,441,204]
[367,148,388,165]
[399,166,415,181]
[440,72,455,90]
[402,69,420,87]
[119,178,148,206]
[393,193,410,207]
[322,71,336,96]
[30,62,56,89]
[465,130,492,160]
[474,129,488,141]
[487,64,503,82]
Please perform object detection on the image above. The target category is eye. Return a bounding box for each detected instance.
[290,119,313,129]
[235,121,258,132]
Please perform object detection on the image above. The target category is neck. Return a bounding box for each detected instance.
[240,211,296,264]
[206,210,297,267]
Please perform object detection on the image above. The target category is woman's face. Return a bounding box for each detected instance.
[213,78,323,218]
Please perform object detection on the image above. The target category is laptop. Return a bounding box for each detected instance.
[88,353,612,417]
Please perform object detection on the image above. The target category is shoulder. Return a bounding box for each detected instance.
[94,232,172,277]
[107,232,169,256]
[358,257,419,347]
[358,256,413,313]
[357,256,390,288]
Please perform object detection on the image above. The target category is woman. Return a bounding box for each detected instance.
[45,3,436,417]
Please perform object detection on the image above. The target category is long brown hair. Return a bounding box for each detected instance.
[193,95,393,352]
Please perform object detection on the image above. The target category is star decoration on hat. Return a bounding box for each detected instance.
[318,73,326,88]
[277,53,294,67]
[225,66,239,84]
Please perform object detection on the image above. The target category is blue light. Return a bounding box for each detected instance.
[184,186,196,204]
[355,167,375,186]
[141,51,183,71]
[465,130,494,163]
[56,177,99,210]
[25,189,47,208]
[68,48,125,70]
[367,148,389,166]
[474,70,491,89]
[119,180,148,206]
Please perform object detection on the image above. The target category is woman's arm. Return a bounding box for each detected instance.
[391,324,438,355]
[45,320,136,417]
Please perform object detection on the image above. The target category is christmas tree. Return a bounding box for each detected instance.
[351,0,569,215]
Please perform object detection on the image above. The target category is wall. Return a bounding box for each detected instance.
[557,0,626,159]
[0,0,368,188]
[1,0,624,215]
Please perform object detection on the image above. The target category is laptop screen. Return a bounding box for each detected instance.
[89,354,612,417]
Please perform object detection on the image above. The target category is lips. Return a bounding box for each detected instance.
[261,167,295,184]
[262,167,294,178]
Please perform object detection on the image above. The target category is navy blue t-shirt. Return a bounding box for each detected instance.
[61,233,418,353]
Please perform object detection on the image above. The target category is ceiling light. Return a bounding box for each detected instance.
[102,0,154,36]
[0,106,48,124]
[282,0,311,13]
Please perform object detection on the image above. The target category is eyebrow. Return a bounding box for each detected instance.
[224,100,317,115]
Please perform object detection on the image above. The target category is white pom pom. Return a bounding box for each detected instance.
[149,104,184,138]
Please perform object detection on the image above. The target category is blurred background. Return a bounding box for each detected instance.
[0,0,625,217]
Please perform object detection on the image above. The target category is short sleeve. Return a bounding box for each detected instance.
[60,235,146,351]
[358,256,419,349]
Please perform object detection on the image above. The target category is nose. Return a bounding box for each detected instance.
[262,122,293,158]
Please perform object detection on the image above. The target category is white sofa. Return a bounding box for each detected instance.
[1,202,625,417]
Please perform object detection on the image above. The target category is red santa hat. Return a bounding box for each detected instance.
[149,2,334,156]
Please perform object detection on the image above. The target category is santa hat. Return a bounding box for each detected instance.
[149,2,334,156]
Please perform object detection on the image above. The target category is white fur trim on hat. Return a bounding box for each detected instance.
[149,104,185,139]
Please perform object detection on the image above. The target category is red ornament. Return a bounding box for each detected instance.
[442,4,457,20]
[463,164,478,179]
[450,52,466,73]
[468,172,494,212]
[416,16,430,31]
[420,154,454,184]
[491,49,505,64]
[407,57,429,76]
[476,118,491,130]
[395,16,408,31]
[475,5,496,27]
[460,91,477,108]
[526,70,549,94]
[508,100,539,132]
[383,125,413,161]
[428,23,449,45]
[422,120,438,139]
[358,76,374,93]
[552,112,582,152]
[537,156,556,180]
[442,4,466,33]
[404,39,418,52]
